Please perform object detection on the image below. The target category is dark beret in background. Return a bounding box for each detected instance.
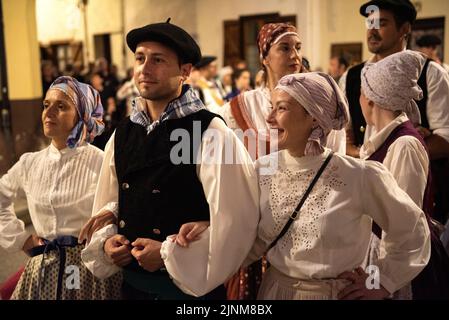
[359,0,417,24]
[416,35,442,48]
[194,56,217,69]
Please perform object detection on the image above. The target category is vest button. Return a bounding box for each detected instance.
[360,126,365,133]
[119,220,126,228]
[153,228,161,235]
[122,183,130,190]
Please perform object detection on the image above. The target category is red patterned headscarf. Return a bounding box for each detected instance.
[257,23,298,61]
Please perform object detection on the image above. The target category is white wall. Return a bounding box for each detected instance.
[35,0,449,77]
[36,0,124,74]
[36,0,84,43]
[123,0,198,68]
[317,0,367,71]
[3,0,41,99]
[195,0,305,68]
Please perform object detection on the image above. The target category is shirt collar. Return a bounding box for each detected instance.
[360,112,409,159]
[130,84,205,134]
[48,142,85,160]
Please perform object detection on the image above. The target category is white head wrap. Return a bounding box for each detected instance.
[361,50,426,125]
[275,72,349,156]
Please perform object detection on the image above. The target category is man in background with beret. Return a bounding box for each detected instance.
[195,55,226,110]
[80,20,259,300]
[415,34,449,73]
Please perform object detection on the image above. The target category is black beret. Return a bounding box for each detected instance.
[126,19,202,65]
[360,0,417,24]
[416,34,442,47]
[194,56,217,69]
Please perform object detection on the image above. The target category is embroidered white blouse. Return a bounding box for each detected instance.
[0,143,104,252]
[245,149,430,295]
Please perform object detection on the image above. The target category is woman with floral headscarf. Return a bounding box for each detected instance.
[358,50,449,300]
[164,72,430,300]
[0,76,122,299]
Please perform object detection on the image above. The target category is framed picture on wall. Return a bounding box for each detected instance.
[223,13,296,76]
[409,17,445,62]
[330,43,363,66]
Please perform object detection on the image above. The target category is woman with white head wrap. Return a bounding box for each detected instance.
[359,50,449,299]
[170,72,430,300]
[0,76,122,299]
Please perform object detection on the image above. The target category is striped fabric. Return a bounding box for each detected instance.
[130,84,205,134]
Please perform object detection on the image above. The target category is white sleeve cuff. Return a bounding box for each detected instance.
[97,202,119,218]
[81,224,120,279]
[0,218,32,253]
[379,272,397,295]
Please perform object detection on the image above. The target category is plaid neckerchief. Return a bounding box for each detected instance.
[130,84,205,134]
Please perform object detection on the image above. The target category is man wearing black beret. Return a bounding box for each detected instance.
[80,20,259,300]
[343,0,419,157]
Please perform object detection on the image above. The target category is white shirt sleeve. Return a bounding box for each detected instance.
[383,136,429,208]
[326,129,347,154]
[161,117,260,297]
[90,131,119,218]
[81,132,120,278]
[426,61,449,143]
[211,101,239,130]
[0,153,32,252]
[327,73,349,155]
[80,224,120,279]
[361,161,431,293]
[338,70,348,93]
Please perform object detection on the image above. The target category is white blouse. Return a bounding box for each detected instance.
[0,143,103,252]
[81,118,260,282]
[360,113,429,207]
[246,149,430,294]
[213,87,347,156]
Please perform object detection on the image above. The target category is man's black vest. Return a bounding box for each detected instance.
[114,109,220,273]
[345,59,430,146]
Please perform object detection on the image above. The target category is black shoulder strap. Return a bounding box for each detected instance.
[346,62,367,147]
[416,58,430,129]
[268,151,334,250]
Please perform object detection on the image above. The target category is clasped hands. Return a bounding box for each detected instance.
[104,235,164,272]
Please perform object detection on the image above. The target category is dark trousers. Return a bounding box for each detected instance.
[121,271,226,300]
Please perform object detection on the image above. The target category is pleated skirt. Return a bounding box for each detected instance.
[11,245,122,300]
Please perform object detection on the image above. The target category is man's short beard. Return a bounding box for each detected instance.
[140,89,177,102]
